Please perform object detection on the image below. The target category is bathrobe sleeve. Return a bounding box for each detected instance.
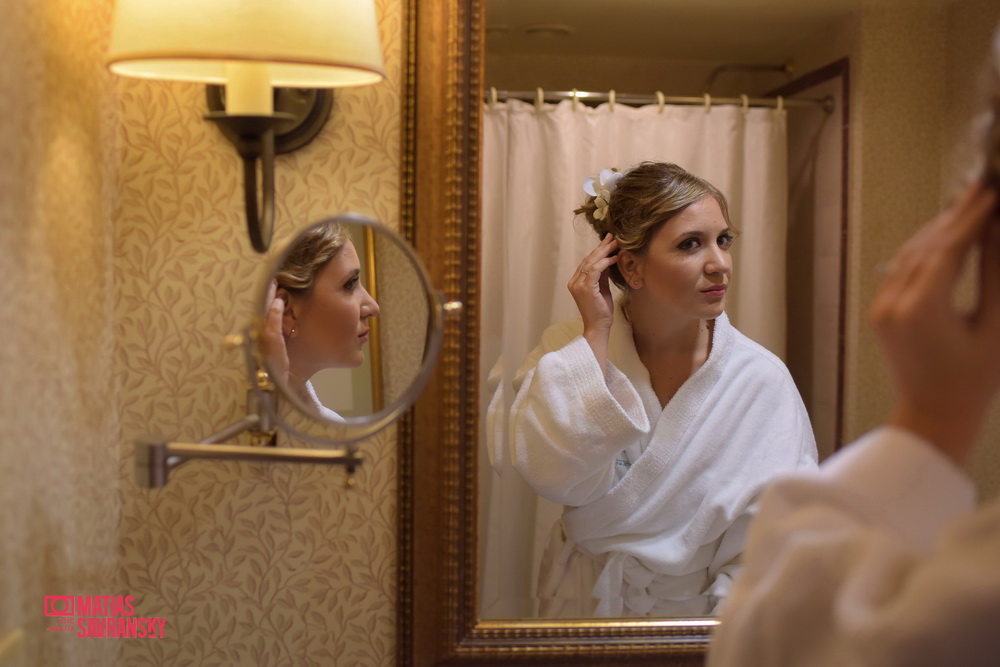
[708,427,1000,667]
[508,324,650,507]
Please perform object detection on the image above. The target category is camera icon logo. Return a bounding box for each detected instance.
[43,596,74,616]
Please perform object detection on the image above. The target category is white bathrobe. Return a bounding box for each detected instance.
[505,311,817,617]
[708,427,999,667]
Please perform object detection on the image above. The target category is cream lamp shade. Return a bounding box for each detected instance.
[106,0,386,98]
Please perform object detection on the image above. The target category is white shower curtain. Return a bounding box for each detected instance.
[479,99,788,618]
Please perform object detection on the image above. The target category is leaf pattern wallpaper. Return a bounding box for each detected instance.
[112,0,405,664]
[3,0,408,660]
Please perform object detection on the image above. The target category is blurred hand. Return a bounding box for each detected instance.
[870,181,1000,463]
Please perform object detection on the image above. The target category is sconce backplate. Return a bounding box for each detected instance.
[205,86,334,154]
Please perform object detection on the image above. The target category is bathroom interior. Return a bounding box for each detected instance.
[2,0,1000,665]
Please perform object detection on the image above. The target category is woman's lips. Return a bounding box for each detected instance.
[701,285,727,296]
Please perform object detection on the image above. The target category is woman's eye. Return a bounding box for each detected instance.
[344,276,360,290]
[718,234,735,249]
[678,238,699,251]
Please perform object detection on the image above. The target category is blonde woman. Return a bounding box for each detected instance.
[502,161,817,617]
[263,222,379,420]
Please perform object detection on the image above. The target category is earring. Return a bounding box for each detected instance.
[632,280,640,288]
[290,326,296,335]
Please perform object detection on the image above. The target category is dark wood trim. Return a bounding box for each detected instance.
[399,0,482,663]
[770,57,851,451]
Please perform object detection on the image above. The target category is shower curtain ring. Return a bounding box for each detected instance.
[535,87,545,110]
[704,93,712,113]
[571,88,579,112]
[777,95,785,112]
[656,91,666,114]
[609,89,616,112]
[741,94,749,114]
[489,86,498,110]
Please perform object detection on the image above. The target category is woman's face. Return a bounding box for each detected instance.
[627,196,734,321]
[288,240,379,371]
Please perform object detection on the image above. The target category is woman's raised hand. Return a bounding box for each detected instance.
[870,181,1000,464]
[262,279,291,388]
[568,233,619,374]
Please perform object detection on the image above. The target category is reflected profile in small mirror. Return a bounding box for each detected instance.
[256,213,444,441]
[264,220,379,421]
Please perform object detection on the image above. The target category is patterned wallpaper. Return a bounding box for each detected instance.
[113,1,404,665]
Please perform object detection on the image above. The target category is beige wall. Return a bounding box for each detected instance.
[0,0,121,664]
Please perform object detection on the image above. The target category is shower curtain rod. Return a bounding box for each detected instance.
[485,88,834,113]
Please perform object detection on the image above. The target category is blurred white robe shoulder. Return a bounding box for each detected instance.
[494,311,818,617]
[708,426,999,667]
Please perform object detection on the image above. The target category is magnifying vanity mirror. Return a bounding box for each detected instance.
[135,213,446,488]
[258,213,443,443]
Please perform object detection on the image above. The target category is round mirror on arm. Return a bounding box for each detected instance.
[254,213,444,445]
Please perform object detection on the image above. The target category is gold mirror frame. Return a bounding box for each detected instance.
[398,1,713,663]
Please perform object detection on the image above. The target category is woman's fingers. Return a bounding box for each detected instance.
[871,182,1000,463]
[874,183,998,321]
[896,184,996,282]
[572,234,618,280]
[568,235,619,323]
[568,235,619,375]
[262,280,291,385]
[265,278,277,307]
[263,292,285,349]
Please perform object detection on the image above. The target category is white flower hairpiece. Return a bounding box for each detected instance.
[583,168,623,220]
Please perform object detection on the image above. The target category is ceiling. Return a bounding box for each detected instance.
[485,0,862,63]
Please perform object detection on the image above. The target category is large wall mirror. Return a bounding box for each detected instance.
[400,0,1000,664]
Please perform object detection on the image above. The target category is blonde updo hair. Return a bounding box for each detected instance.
[574,161,733,290]
[276,222,349,294]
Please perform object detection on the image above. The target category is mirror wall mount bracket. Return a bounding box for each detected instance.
[134,331,363,490]
[204,87,335,253]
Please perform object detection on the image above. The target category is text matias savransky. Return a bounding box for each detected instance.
[46,595,167,639]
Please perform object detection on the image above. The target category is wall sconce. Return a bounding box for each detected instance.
[106,0,386,253]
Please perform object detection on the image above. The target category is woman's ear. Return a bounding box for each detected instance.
[276,287,298,337]
[617,250,644,289]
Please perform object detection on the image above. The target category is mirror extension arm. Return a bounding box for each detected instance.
[134,345,364,490]
[135,438,362,490]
